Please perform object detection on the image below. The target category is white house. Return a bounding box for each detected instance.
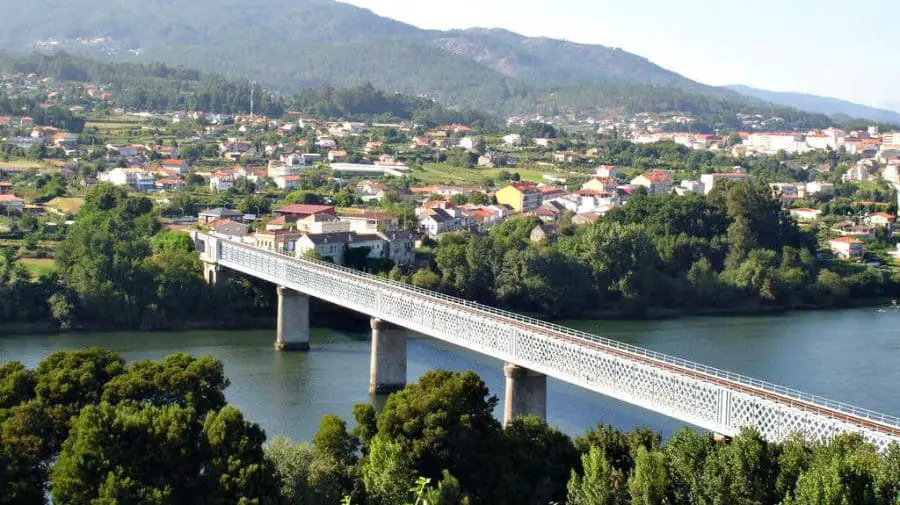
[829,237,865,260]
[789,208,822,221]
[209,172,235,192]
[699,172,749,194]
[99,168,154,192]
[503,133,523,146]
[458,137,479,152]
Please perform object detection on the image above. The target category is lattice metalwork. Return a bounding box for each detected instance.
[201,233,900,451]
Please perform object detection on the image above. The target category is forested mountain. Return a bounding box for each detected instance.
[0,51,496,126]
[728,85,900,125]
[0,0,830,125]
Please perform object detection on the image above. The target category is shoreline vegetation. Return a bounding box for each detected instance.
[2,182,899,336]
[2,349,899,505]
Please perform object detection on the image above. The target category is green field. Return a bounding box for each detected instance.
[19,257,57,278]
[414,163,559,185]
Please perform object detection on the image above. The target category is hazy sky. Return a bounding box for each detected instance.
[339,0,900,112]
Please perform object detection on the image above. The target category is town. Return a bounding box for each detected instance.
[1,69,898,274]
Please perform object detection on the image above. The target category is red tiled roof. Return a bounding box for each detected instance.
[276,204,335,215]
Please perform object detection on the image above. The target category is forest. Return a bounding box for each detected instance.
[2,350,899,505]
[0,51,835,129]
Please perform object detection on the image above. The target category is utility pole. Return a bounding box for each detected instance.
[250,81,256,119]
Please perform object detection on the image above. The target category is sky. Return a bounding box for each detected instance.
[339,0,900,112]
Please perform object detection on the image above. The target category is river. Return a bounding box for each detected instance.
[1,306,898,442]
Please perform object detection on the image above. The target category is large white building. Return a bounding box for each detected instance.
[99,168,155,192]
[744,133,809,155]
[699,172,749,194]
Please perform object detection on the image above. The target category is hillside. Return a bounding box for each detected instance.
[727,85,900,125]
[0,0,831,126]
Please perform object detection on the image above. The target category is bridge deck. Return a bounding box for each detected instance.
[199,233,900,450]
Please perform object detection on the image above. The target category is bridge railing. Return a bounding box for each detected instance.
[216,235,900,433]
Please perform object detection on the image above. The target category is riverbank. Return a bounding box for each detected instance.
[3,295,896,337]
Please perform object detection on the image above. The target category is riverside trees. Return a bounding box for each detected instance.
[2,355,899,505]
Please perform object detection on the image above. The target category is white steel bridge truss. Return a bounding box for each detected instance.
[199,233,900,451]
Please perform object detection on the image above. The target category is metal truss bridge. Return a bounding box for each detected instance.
[197,232,900,450]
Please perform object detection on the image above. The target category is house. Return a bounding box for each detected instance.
[530,224,558,243]
[533,138,554,148]
[495,182,542,212]
[253,229,303,252]
[364,141,383,153]
[155,178,186,191]
[328,150,348,163]
[805,181,835,195]
[865,212,895,227]
[595,165,617,179]
[630,170,673,195]
[417,202,474,238]
[503,133,523,146]
[209,172,235,192]
[553,151,580,163]
[582,177,617,193]
[274,174,301,190]
[458,137,479,152]
[160,159,190,173]
[99,168,155,192]
[211,220,250,238]
[829,237,865,260]
[678,180,705,194]
[0,181,11,195]
[336,211,397,233]
[199,208,243,224]
[789,208,821,221]
[274,204,336,220]
[699,172,749,194]
[0,194,24,212]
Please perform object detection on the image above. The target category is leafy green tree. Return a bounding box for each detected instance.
[376,370,503,503]
[663,428,715,505]
[151,230,195,254]
[502,416,579,505]
[101,353,229,415]
[567,446,623,505]
[629,447,667,505]
[363,434,417,505]
[699,428,778,505]
[789,433,879,505]
[265,436,315,505]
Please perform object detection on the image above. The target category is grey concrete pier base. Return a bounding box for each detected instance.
[202,262,223,286]
[503,363,547,426]
[369,318,407,395]
[275,286,310,352]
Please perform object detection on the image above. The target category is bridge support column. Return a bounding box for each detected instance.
[503,363,547,426]
[203,262,224,286]
[369,318,406,395]
[275,286,310,352]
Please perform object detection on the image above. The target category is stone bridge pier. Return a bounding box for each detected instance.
[369,318,407,394]
[503,363,547,426]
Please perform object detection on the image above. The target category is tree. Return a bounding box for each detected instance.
[567,446,622,505]
[502,416,579,505]
[265,437,315,505]
[663,428,715,505]
[100,353,230,415]
[628,447,667,505]
[363,435,417,505]
[789,433,879,505]
[376,370,503,503]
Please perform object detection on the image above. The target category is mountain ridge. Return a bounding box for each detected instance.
[0,0,833,127]
[726,84,900,125]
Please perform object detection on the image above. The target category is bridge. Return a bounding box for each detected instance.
[194,232,900,451]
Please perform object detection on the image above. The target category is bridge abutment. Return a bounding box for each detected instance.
[503,363,547,426]
[369,318,407,395]
[275,286,310,352]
